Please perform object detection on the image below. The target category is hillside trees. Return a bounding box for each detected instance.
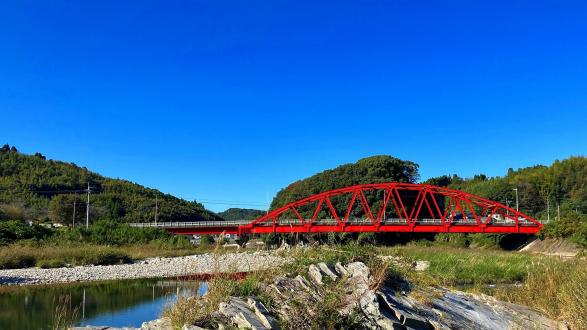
[270,155,419,218]
[0,145,220,224]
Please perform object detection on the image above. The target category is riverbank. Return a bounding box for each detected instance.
[0,252,287,286]
[95,260,565,330]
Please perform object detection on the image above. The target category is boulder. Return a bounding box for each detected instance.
[140,318,172,330]
[307,264,323,285]
[317,262,338,281]
[219,297,271,330]
[248,298,280,329]
[334,262,349,277]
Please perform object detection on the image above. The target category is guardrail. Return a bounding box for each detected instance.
[129,217,543,228]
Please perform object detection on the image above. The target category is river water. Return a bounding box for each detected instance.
[0,278,207,330]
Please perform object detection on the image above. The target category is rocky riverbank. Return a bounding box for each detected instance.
[0,252,287,286]
[73,261,567,330]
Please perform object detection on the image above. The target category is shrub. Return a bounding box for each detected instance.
[434,233,470,248]
[51,220,192,247]
[0,252,35,269]
[199,235,215,246]
[86,250,132,266]
[37,259,66,269]
[0,220,53,245]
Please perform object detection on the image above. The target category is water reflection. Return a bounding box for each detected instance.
[0,278,207,330]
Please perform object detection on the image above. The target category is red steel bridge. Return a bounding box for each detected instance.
[129,183,543,235]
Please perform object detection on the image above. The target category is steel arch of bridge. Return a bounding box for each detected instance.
[155,183,542,235]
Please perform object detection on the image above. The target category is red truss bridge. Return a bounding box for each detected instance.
[129,183,543,235]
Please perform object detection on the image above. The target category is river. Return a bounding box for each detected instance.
[0,278,207,330]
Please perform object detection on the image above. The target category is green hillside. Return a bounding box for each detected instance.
[217,208,265,221]
[269,155,586,246]
[422,157,587,219]
[270,155,419,218]
[0,145,220,224]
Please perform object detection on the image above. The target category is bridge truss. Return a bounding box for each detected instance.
[132,183,543,235]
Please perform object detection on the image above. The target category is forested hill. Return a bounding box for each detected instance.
[217,208,265,221]
[270,155,419,216]
[0,145,220,224]
[424,157,587,219]
[269,155,586,241]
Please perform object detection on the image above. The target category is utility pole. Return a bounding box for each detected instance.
[86,182,91,229]
[155,195,158,224]
[557,202,561,221]
[72,194,76,228]
[513,188,519,212]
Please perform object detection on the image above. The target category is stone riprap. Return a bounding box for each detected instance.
[0,252,287,286]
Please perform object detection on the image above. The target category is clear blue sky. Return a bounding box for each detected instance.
[1,1,586,212]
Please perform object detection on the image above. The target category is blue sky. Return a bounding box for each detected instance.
[1,1,586,212]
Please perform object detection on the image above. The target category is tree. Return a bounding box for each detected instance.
[270,155,420,218]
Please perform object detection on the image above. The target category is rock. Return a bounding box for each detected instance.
[181,325,207,330]
[219,297,271,330]
[317,262,338,281]
[334,262,349,276]
[294,274,312,291]
[69,327,117,330]
[414,261,429,272]
[346,262,371,294]
[248,298,280,329]
[307,264,323,285]
[141,318,172,330]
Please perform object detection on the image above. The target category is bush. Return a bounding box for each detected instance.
[0,252,35,269]
[84,250,132,266]
[200,235,215,246]
[434,233,470,248]
[0,244,133,269]
[540,214,587,248]
[0,220,53,245]
[51,220,192,247]
[36,259,66,269]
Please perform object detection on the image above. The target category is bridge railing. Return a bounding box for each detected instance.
[130,217,543,229]
[128,220,250,228]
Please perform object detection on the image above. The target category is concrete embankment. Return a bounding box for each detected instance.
[0,252,287,286]
[520,237,581,258]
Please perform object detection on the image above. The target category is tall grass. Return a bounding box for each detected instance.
[379,245,536,286]
[378,245,586,328]
[0,242,204,269]
[494,259,587,329]
[51,295,79,330]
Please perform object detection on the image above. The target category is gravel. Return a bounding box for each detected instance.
[0,252,287,286]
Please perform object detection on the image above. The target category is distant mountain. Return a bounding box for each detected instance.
[217,208,265,221]
[0,144,221,224]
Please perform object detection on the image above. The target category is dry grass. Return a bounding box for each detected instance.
[368,258,391,291]
[493,258,587,329]
[163,236,278,329]
[379,245,587,329]
[51,295,79,330]
[0,242,208,269]
[378,245,536,286]
[0,244,132,269]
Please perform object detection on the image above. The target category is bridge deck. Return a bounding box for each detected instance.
[129,217,542,235]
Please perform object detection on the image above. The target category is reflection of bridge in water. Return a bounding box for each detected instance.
[130,183,543,235]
